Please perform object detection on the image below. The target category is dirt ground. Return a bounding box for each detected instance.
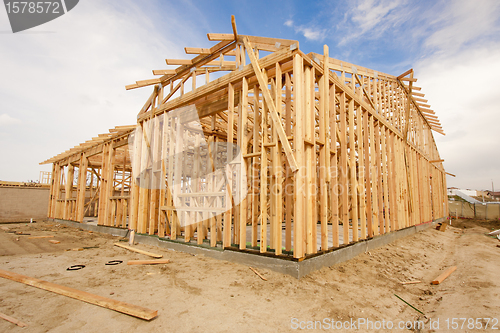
[0,218,499,332]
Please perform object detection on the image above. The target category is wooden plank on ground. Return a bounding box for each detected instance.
[0,269,157,320]
[28,235,54,239]
[48,240,60,244]
[114,243,163,258]
[249,267,267,281]
[431,266,457,285]
[0,311,27,327]
[127,259,170,265]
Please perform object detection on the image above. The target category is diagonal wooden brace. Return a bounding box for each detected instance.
[242,37,298,172]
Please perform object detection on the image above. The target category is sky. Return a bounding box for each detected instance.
[0,0,499,191]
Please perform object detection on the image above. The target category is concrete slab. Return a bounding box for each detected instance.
[51,217,446,278]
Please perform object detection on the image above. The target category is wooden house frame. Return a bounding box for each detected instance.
[42,28,448,260]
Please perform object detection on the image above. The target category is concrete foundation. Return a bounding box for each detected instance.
[51,217,445,278]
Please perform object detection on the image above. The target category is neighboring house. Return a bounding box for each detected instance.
[487,191,500,201]
[447,188,477,197]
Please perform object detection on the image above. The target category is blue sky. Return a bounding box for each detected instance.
[1,0,499,191]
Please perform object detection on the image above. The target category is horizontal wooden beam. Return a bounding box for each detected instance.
[207,33,233,41]
[0,269,158,320]
[397,68,413,79]
[152,69,176,75]
[184,47,211,55]
[411,91,425,97]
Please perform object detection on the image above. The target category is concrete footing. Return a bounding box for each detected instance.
[51,217,446,279]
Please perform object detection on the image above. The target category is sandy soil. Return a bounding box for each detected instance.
[0,218,499,332]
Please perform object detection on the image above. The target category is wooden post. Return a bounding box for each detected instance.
[260,90,268,253]
[223,82,235,248]
[293,53,305,258]
[319,44,330,250]
[339,92,349,244]
[76,153,88,222]
[357,106,367,239]
[304,65,314,254]
[369,117,379,236]
[63,164,74,220]
[284,72,293,252]
[381,126,390,233]
[330,83,339,247]
[363,111,373,237]
[238,76,249,250]
[252,84,261,248]
[348,98,358,242]
[273,62,283,255]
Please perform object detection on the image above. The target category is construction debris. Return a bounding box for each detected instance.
[0,311,27,327]
[432,266,457,285]
[249,267,267,281]
[28,235,54,239]
[487,229,500,236]
[0,269,158,320]
[48,239,60,244]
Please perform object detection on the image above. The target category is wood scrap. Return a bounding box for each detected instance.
[28,235,54,239]
[0,269,158,320]
[432,266,457,285]
[114,243,162,258]
[127,259,170,265]
[249,267,267,281]
[488,229,500,236]
[0,311,27,327]
[48,240,61,244]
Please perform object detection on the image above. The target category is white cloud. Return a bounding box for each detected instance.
[285,20,326,42]
[0,0,199,181]
[417,44,500,190]
[424,0,500,54]
[0,114,21,126]
[337,0,409,45]
[296,26,326,41]
[412,1,500,190]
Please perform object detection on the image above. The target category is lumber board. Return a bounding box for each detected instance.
[0,269,158,320]
[293,53,305,258]
[249,267,267,281]
[127,259,170,265]
[114,243,163,258]
[319,45,329,250]
[48,239,60,244]
[243,37,298,173]
[238,77,249,250]
[28,235,54,239]
[0,311,27,327]
[340,92,349,244]
[431,266,457,285]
